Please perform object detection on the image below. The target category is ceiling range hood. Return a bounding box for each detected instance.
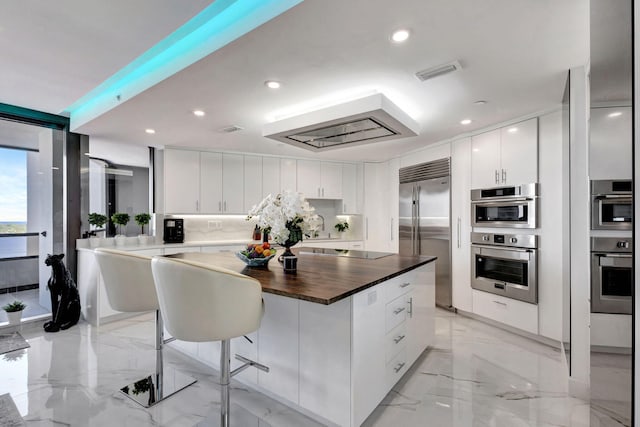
[263,93,419,151]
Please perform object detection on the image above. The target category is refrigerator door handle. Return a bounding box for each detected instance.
[415,185,421,255]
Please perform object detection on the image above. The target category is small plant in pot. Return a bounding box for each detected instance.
[334,221,349,238]
[87,213,108,247]
[111,212,130,245]
[134,213,152,245]
[3,300,26,326]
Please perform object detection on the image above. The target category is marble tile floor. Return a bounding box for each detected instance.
[0,309,629,426]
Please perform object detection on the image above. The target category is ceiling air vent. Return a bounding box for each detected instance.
[219,125,244,133]
[263,93,419,151]
[415,60,461,82]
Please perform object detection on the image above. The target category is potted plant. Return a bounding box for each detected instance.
[111,212,130,246]
[3,300,26,326]
[134,213,152,244]
[88,213,108,247]
[334,220,349,238]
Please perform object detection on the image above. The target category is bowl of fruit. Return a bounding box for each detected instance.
[236,242,276,267]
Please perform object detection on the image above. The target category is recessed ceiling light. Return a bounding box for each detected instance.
[608,111,622,118]
[508,127,518,133]
[265,80,281,89]
[474,100,487,105]
[391,29,410,43]
[145,128,156,134]
[193,110,205,117]
[460,119,472,125]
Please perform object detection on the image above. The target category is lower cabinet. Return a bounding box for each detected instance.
[472,290,538,335]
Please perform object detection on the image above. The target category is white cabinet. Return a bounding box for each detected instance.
[589,106,632,180]
[164,149,200,213]
[341,163,363,214]
[297,160,343,199]
[165,150,245,214]
[472,290,538,335]
[262,156,280,198]
[364,161,391,252]
[280,158,297,193]
[451,138,472,312]
[471,118,538,188]
[244,155,263,211]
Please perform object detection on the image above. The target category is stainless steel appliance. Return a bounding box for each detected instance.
[591,180,632,230]
[471,232,538,304]
[399,158,451,308]
[591,237,632,314]
[471,183,538,229]
[163,218,184,243]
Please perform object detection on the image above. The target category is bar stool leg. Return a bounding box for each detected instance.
[220,339,231,427]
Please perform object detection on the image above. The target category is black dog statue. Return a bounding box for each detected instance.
[44,254,81,332]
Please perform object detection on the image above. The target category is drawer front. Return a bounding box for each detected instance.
[472,290,538,334]
[384,270,415,303]
[385,323,407,362]
[385,294,408,333]
[386,348,409,389]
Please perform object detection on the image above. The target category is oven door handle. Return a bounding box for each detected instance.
[471,198,533,205]
[594,195,632,201]
[472,244,534,254]
[595,253,632,268]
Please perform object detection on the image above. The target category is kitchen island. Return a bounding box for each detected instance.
[166,248,436,427]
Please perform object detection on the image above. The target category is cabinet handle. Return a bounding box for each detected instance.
[390,218,394,241]
[493,300,507,306]
[344,203,346,213]
[400,282,411,288]
[224,201,227,212]
[408,297,413,318]
[365,218,369,240]
[495,170,499,184]
[318,187,321,197]
[394,362,406,373]
[219,201,222,211]
[393,334,406,344]
[322,188,324,197]
[196,200,199,212]
[393,307,406,315]
[457,217,461,249]
[502,169,506,184]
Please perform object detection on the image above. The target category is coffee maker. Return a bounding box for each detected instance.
[163,218,184,243]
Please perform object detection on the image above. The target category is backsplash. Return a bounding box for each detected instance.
[165,199,363,243]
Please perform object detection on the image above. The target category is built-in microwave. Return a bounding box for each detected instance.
[471,183,538,229]
[591,180,632,231]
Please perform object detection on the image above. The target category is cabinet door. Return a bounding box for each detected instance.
[222,153,244,213]
[589,106,632,180]
[199,152,223,213]
[244,155,262,213]
[500,117,538,185]
[262,156,281,198]
[451,138,472,312]
[280,158,297,193]
[342,163,357,213]
[470,129,501,189]
[321,161,343,199]
[164,149,200,213]
[297,159,321,198]
[406,263,435,365]
[364,162,390,252]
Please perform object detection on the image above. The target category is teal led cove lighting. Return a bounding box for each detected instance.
[66,0,303,130]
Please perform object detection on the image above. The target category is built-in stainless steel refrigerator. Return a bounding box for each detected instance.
[399,159,451,309]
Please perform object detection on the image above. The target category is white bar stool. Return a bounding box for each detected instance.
[151,256,268,427]
[94,248,196,407]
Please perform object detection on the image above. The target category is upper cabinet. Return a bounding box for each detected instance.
[280,158,297,193]
[342,163,363,214]
[589,106,632,180]
[297,160,343,199]
[471,118,538,188]
[165,150,244,214]
[164,149,200,213]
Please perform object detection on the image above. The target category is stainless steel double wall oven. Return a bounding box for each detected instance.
[470,183,540,304]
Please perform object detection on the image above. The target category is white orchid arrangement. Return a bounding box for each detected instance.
[247,191,320,245]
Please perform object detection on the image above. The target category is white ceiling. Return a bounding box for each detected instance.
[2,0,591,162]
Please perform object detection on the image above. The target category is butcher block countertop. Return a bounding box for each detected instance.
[167,248,436,305]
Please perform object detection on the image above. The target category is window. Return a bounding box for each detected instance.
[0,147,28,257]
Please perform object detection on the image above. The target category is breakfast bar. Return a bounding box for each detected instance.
[166,248,436,427]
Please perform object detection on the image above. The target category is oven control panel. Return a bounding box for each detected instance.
[471,232,537,249]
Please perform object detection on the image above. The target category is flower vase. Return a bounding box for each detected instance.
[279,227,302,272]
